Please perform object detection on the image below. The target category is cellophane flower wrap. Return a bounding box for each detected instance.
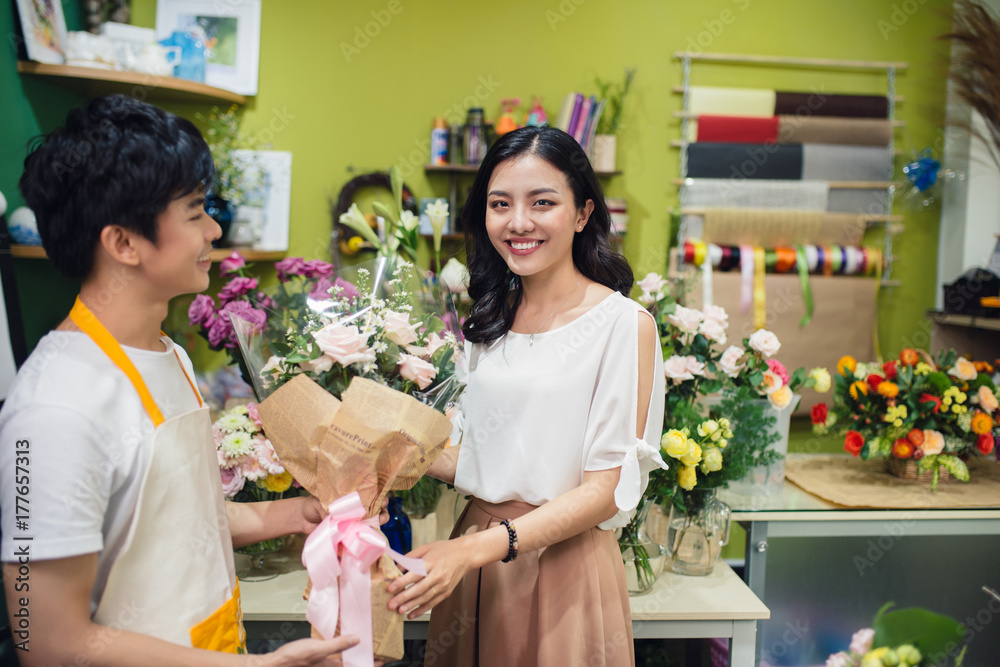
[225,254,465,665]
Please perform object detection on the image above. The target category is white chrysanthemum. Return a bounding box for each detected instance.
[373,341,388,354]
[221,431,255,459]
[361,362,376,374]
[216,413,252,433]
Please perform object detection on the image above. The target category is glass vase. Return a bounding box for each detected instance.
[666,488,731,576]
[205,193,234,247]
[380,495,412,554]
[618,499,668,595]
[235,536,286,582]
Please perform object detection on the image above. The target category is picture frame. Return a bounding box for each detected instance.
[154,0,261,95]
[15,0,68,64]
[230,150,292,252]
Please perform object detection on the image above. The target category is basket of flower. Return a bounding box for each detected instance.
[812,347,998,490]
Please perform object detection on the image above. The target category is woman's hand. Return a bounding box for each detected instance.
[265,635,372,666]
[386,538,473,620]
[298,495,389,535]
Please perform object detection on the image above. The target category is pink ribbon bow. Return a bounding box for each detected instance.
[302,491,427,667]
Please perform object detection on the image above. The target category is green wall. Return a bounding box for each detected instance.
[4,0,954,364]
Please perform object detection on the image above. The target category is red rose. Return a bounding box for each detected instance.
[867,374,886,393]
[919,393,942,414]
[811,403,828,425]
[844,430,864,456]
[977,433,995,455]
[882,360,898,380]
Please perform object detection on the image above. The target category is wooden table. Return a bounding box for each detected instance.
[240,559,769,667]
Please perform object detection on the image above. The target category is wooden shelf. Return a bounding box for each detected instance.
[10,245,284,262]
[424,163,622,177]
[420,234,464,241]
[927,310,1000,332]
[17,61,248,105]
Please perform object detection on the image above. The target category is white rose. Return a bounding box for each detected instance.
[439,258,469,294]
[383,310,421,346]
[718,346,746,378]
[312,323,376,366]
[684,356,706,377]
[748,329,781,357]
[699,318,727,345]
[637,272,668,296]
[664,355,695,382]
[666,305,703,335]
[702,304,729,327]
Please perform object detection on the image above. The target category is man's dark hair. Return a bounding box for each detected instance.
[19,94,214,280]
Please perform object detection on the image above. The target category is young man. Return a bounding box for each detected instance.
[0,95,359,665]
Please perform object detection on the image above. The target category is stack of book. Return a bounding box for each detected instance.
[555,92,605,156]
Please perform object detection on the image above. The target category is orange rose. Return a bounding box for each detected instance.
[899,348,920,366]
[844,430,864,456]
[877,381,899,398]
[837,355,857,376]
[892,438,914,459]
[849,381,869,401]
[906,428,925,446]
[971,411,994,436]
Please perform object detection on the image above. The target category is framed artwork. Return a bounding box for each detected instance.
[230,150,292,252]
[15,0,68,64]
[155,0,261,95]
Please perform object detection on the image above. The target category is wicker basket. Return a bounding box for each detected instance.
[883,457,953,482]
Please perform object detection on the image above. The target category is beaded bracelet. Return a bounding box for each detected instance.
[500,519,519,563]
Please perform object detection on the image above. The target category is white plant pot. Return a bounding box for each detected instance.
[592,134,617,172]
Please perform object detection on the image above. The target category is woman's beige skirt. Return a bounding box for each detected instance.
[423,497,634,667]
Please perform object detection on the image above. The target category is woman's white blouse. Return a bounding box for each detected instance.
[453,291,666,530]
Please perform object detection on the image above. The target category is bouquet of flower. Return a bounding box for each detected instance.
[813,347,998,489]
[826,603,967,667]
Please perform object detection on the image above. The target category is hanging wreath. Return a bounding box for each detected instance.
[329,172,418,259]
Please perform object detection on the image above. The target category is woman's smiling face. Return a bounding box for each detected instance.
[484,154,593,280]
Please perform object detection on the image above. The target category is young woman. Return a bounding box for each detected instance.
[387,126,666,666]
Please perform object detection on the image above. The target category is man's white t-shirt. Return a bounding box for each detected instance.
[0,330,203,613]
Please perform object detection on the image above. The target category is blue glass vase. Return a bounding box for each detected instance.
[205,193,233,247]
[381,496,412,554]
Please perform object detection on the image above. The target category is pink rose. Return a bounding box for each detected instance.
[425,332,450,358]
[637,272,667,296]
[666,305,703,335]
[719,346,746,378]
[760,370,783,395]
[699,318,727,345]
[748,329,781,357]
[303,259,335,279]
[664,355,695,382]
[383,311,420,346]
[218,277,258,304]
[223,300,266,337]
[312,323,375,366]
[275,256,307,281]
[300,355,334,374]
[684,356,706,376]
[978,385,998,413]
[219,251,246,277]
[849,628,874,656]
[220,466,245,499]
[207,314,235,349]
[702,304,729,326]
[766,359,790,385]
[188,294,216,327]
[398,353,438,389]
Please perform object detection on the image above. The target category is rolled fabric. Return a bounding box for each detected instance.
[801,144,892,182]
[696,115,780,144]
[774,91,889,119]
[687,143,803,180]
[687,86,777,141]
[777,116,893,146]
[827,189,887,215]
[740,244,755,314]
[699,209,866,247]
[805,245,819,272]
[683,178,829,210]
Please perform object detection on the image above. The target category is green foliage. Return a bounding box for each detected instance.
[872,604,967,666]
[595,67,636,135]
[195,105,263,204]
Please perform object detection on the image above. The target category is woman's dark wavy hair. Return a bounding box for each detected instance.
[19,94,214,280]
[461,126,633,345]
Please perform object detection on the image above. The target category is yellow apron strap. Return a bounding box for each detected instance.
[69,297,202,426]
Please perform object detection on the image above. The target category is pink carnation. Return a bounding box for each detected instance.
[218,277,258,304]
[766,359,790,386]
[219,251,246,277]
[188,294,217,327]
[849,628,874,656]
[246,402,263,430]
[207,314,235,349]
[333,277,359,301]
[255,292,274,310]
[275,256,308,281]
[303,259,335,279]
[309,276,335,301]
[223,300,267,335]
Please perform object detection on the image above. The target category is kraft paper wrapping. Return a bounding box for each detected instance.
[686,86,777,141]
[774,92,889,119]
[698,209,866,246]
[802,144,892,182]
[784,455,1000,508]
[258,375,453,662]
[682,179,829,210]
[778,116,893,146]
[689,273,878,417]
[687,143,803,180]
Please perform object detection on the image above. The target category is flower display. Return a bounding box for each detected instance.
[813,347,1000,489]
[826,604,967,667]
[212,402,295,501]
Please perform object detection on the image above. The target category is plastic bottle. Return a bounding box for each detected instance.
[430,117,448,165]
[464,107,487,165]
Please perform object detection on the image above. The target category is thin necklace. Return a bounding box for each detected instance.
[525,278,582,347]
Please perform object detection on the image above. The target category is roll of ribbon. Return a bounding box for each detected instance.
[740,244,755,315]
[774,246,797,273]
[823,246,835,276]
[806,245,819,273]
[693,240,707,267]
[684,241,695,264]
[753,246,767,330]
[795,245,814,327]
[708,243,723,268]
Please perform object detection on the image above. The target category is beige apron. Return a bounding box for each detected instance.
[71,297,246,652]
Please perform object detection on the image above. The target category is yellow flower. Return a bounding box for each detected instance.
[971,411,994,435]
[698,420,719,437]
[768,385,794,410]
[261,470,294,493]
[809,367,831,392]
[701,447,723,472]
[837,355,857,376]
[884,404,908,425]
[914,362,932,375]
[949,357,978,381]
[849,381,869,401]
[661,429,689,459]
[680,441,702,466]
[677,464,697,490]
[877,381,899,398]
